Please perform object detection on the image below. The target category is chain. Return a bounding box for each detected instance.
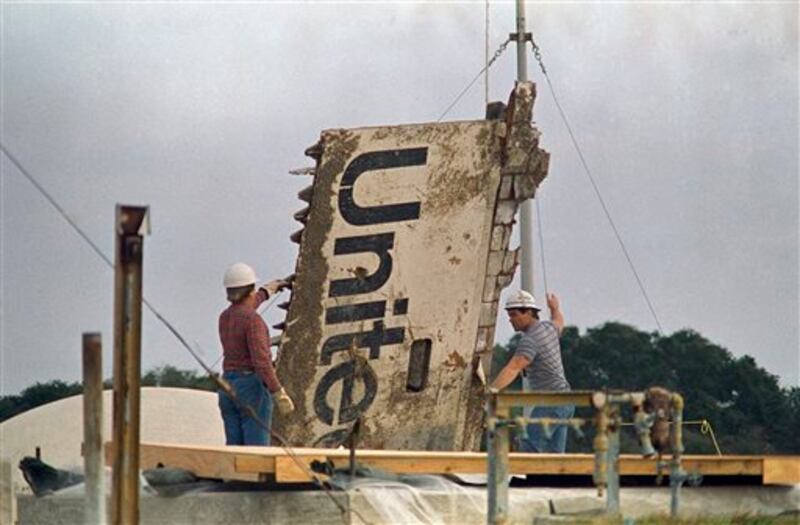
[529,38,547,75]
[492,38,511,67]
[437,37,511,122]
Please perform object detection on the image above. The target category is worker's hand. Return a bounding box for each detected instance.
[260,279,290,297]
[546,292,560,312]
[275,388,295,415]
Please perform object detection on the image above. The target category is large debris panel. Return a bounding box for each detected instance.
[275,82,549,450]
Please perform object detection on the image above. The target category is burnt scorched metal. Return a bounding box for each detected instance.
[273,82,549,450]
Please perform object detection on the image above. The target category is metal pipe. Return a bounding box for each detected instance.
[82,333,105,525]
[515,0,528,83]
[488,388,687,520]
[606,407,620,515]
[670,393,685,518]
[487,394,510,525]
[495,390,597,411]
[111,205,149,525]
[513,417,587,427]
[593,406,609,497]
[515,0,535,294]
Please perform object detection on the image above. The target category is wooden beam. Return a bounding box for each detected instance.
[123,443,799,485]
[763,456,800,485]
[104,443,263,482]
[273,456,328,483]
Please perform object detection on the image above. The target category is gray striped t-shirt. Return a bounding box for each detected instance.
[514,320,570,391]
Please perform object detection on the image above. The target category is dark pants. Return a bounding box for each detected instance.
[218,371,273,445]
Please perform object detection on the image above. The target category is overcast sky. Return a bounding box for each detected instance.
[1,2,797,395]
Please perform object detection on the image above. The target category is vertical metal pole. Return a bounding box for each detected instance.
[484,0,490,107]
[606,410,620,515]
[0,459,12,525]
[515,0,528,83]
[487,394,510,525]
[670,394,685,518]
[111,205,149,525]
[83,333,105,525]
[593,401,609,498]
[515,0,535,294]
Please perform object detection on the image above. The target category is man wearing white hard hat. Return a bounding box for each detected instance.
[491,289,574,453]
[218,262,295,446]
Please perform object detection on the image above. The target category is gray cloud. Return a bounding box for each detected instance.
[2,3,797,394]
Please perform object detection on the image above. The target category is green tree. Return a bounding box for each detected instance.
[0,380,83,423]
[141,365,216,391]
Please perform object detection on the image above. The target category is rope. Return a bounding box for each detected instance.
[526,40,665,334]
[1,143,370,524]
[620,419,722,456]
[437,37,510,122]
[691,419,723,456]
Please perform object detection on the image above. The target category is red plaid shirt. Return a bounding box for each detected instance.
[219,289,281,393]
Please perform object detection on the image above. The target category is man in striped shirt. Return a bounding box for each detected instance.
[491,290,574,453]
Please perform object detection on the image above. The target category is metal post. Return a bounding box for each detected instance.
[0,459,12,525]
[515,0,535,293]
[593,404,609,498]
[606,408,620,515]
[670,394,685,518]
[484,0,490,107]
[487,393,510,525]
[515,0,528,84]
[83,333,105,525]
[111,205,149,525]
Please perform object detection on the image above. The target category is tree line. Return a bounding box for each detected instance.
[0,366,215,424]
[2,323,798,454]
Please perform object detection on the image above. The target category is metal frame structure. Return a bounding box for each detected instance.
[486,389,687,524]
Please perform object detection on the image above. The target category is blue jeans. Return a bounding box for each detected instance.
[218,371,273,446]
[518,404,575,453]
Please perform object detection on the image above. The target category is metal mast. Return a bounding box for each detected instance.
[516,0,535,294]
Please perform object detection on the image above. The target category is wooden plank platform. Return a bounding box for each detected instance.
[105,442,800,485]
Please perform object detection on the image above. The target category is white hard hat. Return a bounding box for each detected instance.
[223,263,258,289]
[504,290,540,310]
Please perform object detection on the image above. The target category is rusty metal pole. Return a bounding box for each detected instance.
[111,205,149,525]
[83,333,105,525]
[0,458,12,525]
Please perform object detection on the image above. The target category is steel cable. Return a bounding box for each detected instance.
[534,196,549,298]
[1,143,371,524]
[527,40,665,334]
[437,38,511,122]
